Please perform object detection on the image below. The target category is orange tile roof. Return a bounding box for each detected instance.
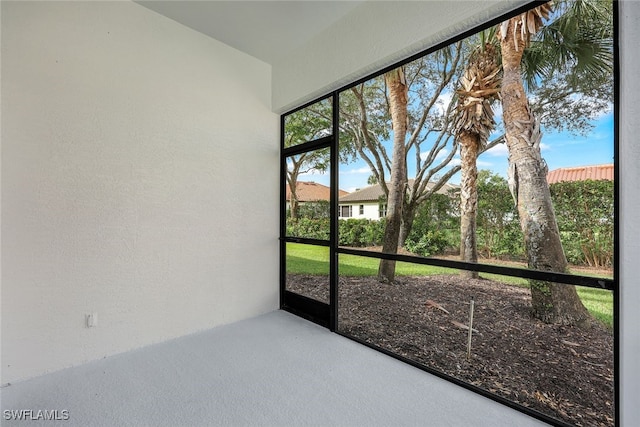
[546,164,613,184]
[285,181,348,202]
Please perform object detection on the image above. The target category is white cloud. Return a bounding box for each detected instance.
[485,143,508,157]
[477,159,493,167]
[483,141,549,158]
[592,105,613,120]
[493,102,503,119]
[437,148,450,160]
[435,91,454,116]
[342,167,371,175]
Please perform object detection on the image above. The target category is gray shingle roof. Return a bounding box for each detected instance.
[339,180,458,203]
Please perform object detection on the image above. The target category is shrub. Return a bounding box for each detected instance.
[286,217,386,246]
[476,171,524,260]
[405,192,459,255]
[286,217,330,240]
[298,200,330,220]
[339,218,385,247]
[550,180,614,268]
[405,230,449,257]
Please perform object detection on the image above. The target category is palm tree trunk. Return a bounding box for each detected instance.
[500,17,591,325]
[378,68,408,283]
[459,131,479,279]
[454,41,499,279]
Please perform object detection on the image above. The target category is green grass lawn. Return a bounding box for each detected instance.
[286,243,613,328]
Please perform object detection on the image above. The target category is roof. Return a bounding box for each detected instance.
[546,164,613,184]
[286,181,348,202]
[339,180,458,203]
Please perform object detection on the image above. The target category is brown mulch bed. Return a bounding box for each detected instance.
[287,274,614,427]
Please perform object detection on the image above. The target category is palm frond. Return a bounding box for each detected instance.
[520,0,613,90]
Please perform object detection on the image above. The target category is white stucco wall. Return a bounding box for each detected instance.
[273,1,640,424]
[619,2,640,425]
[1,1,278,384]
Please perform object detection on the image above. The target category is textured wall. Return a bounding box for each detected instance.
[271,0,528,113]
[1,1,278,383]
[619,2,640,424]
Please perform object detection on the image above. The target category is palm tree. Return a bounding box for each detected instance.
[378,66,408,283]
[454,40,501,278]
[498,0,612,324]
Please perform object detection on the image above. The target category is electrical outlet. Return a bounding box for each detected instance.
[86,313,98,328]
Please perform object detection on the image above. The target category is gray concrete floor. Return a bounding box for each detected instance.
[1,310,546,426]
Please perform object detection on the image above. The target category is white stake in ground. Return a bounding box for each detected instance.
[467,297,475,361]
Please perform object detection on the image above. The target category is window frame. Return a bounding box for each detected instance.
[280,2,619,425]
[378,203,387,219]
[339,205,352,218]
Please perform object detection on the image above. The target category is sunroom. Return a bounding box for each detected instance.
[1,1,638,426]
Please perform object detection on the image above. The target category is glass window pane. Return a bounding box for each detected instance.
[285,148,331,240]
[336,0,614,277]
[286,242,329,303]
[284,97,332,148]
[281,1,616,425]
[337,253,614,426]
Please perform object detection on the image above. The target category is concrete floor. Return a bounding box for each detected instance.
[1,310,546,426]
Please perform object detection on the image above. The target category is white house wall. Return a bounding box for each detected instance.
[361,203,382,221]
[274,1,640,424]
[340,203,381,221]
[1,1,278,384]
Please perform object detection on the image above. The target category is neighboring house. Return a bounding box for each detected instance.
[285,181,348,211]
[547,164,613,184]
[338,180,458,220]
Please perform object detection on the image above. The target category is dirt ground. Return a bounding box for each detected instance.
[286,273,614,427]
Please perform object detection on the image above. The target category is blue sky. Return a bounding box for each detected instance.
[300,110,614,193]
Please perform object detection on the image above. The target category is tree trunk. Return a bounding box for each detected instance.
[290,198,299,220]
[459,131,479,279]
[500,18,591,325]
[399,203,416,248]
[288,176,300,220]
[378,68,408,283]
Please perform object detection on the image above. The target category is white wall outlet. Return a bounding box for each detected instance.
[86,313,98,328]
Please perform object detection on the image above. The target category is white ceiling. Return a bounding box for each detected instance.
[136,1,365,64]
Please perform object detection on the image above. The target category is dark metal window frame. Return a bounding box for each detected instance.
[280,1,619,425]
[281,95,338,329]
